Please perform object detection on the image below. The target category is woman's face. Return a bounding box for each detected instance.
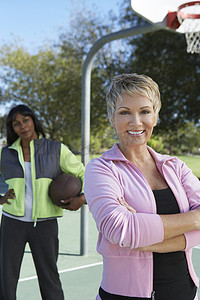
[112,93,157,150]
[12,113,38,142]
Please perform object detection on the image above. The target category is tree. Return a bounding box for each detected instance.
[0,115,6,142]
[128,30,200,134]
[116,0,200,133]
[0,0,199,154]
[163,122,200,155]
[0,44,83,151]
[0,2,123,152]
[114,0,200,153]
[57,3,122,140]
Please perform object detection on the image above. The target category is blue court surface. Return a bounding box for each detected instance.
[0,206,200,299]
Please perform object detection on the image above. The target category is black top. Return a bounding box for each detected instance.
[153,188,196,300]
[99,188,196,300]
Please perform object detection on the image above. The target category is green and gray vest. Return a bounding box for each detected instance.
[0,136,85,222]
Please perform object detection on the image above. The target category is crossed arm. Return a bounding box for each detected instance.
[138,235,186,253]
[118,193,200,253]
[138,209,200,253]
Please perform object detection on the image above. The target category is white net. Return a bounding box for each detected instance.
[177,2,200,54]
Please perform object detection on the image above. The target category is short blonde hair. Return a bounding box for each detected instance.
[106,73,161,124]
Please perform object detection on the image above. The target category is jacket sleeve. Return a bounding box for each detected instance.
[84,158,164,249]
[59,144,85,193]
[179,160,200,250]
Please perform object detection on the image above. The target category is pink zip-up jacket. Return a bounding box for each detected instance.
[84,143,200,299]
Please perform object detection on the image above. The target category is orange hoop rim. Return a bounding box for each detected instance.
[178,1,200,20]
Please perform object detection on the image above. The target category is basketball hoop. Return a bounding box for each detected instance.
[177,1,200,54]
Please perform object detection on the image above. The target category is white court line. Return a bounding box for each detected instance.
[194,245,200,249]
[19,261,103,282]
[16,246,200,282]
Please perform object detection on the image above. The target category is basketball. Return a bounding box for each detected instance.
[49,173,82,206]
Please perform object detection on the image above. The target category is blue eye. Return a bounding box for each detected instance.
[141,110,150,114]
[120,111,129,115]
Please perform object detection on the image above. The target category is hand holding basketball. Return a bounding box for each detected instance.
[60,193,86,211]
[49,173,82,207]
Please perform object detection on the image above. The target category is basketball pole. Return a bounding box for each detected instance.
[80,22,162,256]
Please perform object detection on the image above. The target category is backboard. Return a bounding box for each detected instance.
[131,0,200,53]
[131,0,199,32]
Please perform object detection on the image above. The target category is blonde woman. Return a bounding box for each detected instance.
[84,73,200,300]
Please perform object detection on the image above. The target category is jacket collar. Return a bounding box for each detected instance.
[101,143,174,165]
[8,134,43,150]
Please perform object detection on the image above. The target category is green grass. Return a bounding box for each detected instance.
[177,155,200,178]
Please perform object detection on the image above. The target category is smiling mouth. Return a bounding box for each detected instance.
[127,130,145,136]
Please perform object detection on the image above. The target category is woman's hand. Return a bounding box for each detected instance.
[60,193,86,211]
[0,189,15,205]
[118,196,136,213]
[190,207,200,230]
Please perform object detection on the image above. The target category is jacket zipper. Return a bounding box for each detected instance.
[151,290,155,299]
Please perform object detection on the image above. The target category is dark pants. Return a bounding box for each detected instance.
[0,215,64,300]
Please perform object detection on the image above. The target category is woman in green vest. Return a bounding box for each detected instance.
[0,104,86,300]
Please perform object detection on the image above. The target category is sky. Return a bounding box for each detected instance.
[0,0,120,117]
[0,0,120,53]
[0,0,197,52]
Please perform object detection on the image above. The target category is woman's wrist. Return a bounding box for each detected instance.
[190,208,200,230]
[160,208,200,240]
